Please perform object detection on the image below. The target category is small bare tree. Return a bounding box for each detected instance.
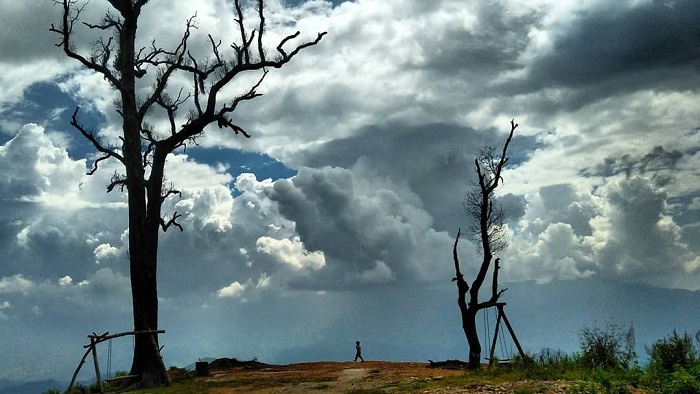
[51,0,325,388]
[452,119,517,369]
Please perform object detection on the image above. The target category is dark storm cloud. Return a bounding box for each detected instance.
[514,0,700,105]
[301,122,539,233]
[539,184,597,236]
[593,177,695,286]
[418,1,536,76]
[0,2,64,64]
[498,193,526,223]
[268,164,456,289]
[584,145,683,187]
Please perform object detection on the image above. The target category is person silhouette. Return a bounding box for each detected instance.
[354,340,364,362]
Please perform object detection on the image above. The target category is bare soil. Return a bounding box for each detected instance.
[198,359,576,393]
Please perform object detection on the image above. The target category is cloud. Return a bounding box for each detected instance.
[506,222,596,283]
[0,1,78,113]
[587,177,700,288]
[511,0,700,101]
[501,173,700,290]
[216,273,272,300]
[0,301,9,320]
[0,124,85,199]
[0,268,131,320]
[217,281,246,299]
[93,243,120,263]
[268,162,458,289]
[584,145,684,188]
[359,260,394,283]
[256,236,326,270]
[0,274,34,294]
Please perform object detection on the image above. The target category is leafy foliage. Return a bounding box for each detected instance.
[647,329,697,372]
[578,322,636,370]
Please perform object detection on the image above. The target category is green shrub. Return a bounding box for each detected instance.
[667,367,700,394]
[648,330,697,372]
[578,322,636,370]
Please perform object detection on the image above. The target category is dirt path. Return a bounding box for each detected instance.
[202,360,574,393]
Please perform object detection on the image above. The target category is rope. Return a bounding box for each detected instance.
[498,323,508,359]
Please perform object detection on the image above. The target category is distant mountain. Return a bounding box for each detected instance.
[0,380,15,390]
[0,380,16,391]
[0,379,65,394]
[272,278,700,365]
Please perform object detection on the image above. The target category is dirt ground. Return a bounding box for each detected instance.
[200,360,575,393]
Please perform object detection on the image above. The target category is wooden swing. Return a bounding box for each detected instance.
[483,303,525,365]
[67,329,165,393]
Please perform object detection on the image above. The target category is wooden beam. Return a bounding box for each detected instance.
[488,309,504,365]
[497,304,525,359]
[90,337,105,394]
[86,329,165,347]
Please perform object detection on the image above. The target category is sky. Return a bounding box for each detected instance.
[1,0,700,383]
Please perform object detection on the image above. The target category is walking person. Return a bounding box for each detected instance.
[354,340,364,362]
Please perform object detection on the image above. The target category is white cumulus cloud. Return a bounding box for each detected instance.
[217,281,246,298]
[256,236,326,270]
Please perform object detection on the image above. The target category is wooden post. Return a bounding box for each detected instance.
[148,329,172,385]
[497,303,525,359]
[90,337,105,394]
[68,330,165,393]
[489,309,503,364]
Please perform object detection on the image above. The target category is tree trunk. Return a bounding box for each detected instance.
[119,8,169,387]
[129,259,168,386]
[463,309,481,369]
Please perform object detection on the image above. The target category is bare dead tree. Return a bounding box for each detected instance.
[452,119,517,369]
[50,0,325,388]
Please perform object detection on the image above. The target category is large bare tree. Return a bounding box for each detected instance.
[452,119,517,369]
[51,0,325,388]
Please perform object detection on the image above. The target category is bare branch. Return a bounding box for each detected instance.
[489,119,518,193]
[278,32,327,63]
[137,16,196,119]
[221,70,267,114]
[50,0,122,90]
[234,0,250,64]
[491,258,502,300]
[83,11,122,32]
[160,212,183,232]
[257,0,265,62]
[70,107,125,174]
[452,227,471,293]
[106,172,127,193]
[160,181,182,203]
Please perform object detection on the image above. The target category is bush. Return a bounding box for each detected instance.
[648,330,697,372]
[667,367,700,394]
[578,322,636,370]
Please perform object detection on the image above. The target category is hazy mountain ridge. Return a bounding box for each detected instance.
[273,278,700,365]
[0,379,65,394]
[5,278,699,386]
